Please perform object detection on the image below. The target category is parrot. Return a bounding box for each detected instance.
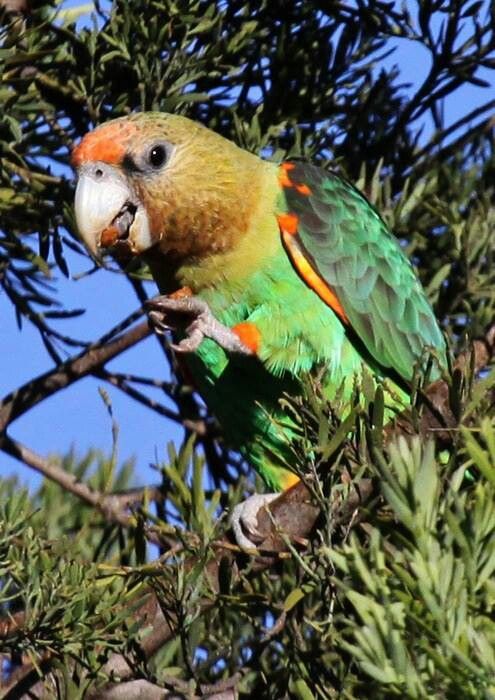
[72,112,446,549]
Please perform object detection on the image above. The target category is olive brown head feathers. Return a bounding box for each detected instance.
[73,113,263,262]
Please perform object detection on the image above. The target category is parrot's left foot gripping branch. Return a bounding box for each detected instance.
[147,293,276,551]
[146,294,255,356]
[230,493,280,551]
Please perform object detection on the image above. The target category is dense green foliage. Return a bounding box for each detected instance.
[0,1,494,697]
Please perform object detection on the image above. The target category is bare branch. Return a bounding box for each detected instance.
[92,681,167,700]
[0,435,172,549]
[0,434,133,527]
[91,675,239,700]
[0,320,151,433]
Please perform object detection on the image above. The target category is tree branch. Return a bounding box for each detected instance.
[0,319,151,433]
[0,434,173,548]
[0,434,134,526]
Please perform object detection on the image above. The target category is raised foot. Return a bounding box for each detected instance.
[146,294,254,355]
[230,493,280,551]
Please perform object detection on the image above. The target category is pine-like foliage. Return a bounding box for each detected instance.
[0,1,494,698]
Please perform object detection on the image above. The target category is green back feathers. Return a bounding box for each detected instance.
[278,162,446,382]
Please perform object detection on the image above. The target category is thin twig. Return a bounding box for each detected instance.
[94,368,182,425]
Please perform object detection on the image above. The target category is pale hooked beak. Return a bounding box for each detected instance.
[74,162,151,258]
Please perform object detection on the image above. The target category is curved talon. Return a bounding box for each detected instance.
[171,323,205,353]
[148,310,171,336]
[146,294,255,356]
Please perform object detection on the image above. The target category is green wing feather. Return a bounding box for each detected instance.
[279,162,446,382]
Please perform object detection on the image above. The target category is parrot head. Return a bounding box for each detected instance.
[72,113,262,266]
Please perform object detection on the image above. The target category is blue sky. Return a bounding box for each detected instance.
[1,0,493,489]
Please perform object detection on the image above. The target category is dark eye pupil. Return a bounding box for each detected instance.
[149,145,166,168]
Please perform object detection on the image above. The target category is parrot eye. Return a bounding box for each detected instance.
[148,144,167,169]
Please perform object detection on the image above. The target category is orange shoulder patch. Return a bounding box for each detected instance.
[232,322,262,354]
[279,162,296,188]
[276,213,299,236]
[280,228,349,325]
[295,183,312,196]
[278,163,312,196]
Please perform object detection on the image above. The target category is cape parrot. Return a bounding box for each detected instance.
[72,112,446,548]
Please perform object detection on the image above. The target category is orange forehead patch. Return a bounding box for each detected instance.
[71,121,138,168]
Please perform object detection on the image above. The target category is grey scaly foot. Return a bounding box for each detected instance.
[230,493,280,551]
[147,295,254,355]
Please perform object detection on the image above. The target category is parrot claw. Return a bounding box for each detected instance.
[230,493,279,551]
[147,309,171,335]
[147,295,254,355]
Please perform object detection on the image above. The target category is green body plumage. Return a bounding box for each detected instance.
[172,161,446,490]
[74,113,447,491]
